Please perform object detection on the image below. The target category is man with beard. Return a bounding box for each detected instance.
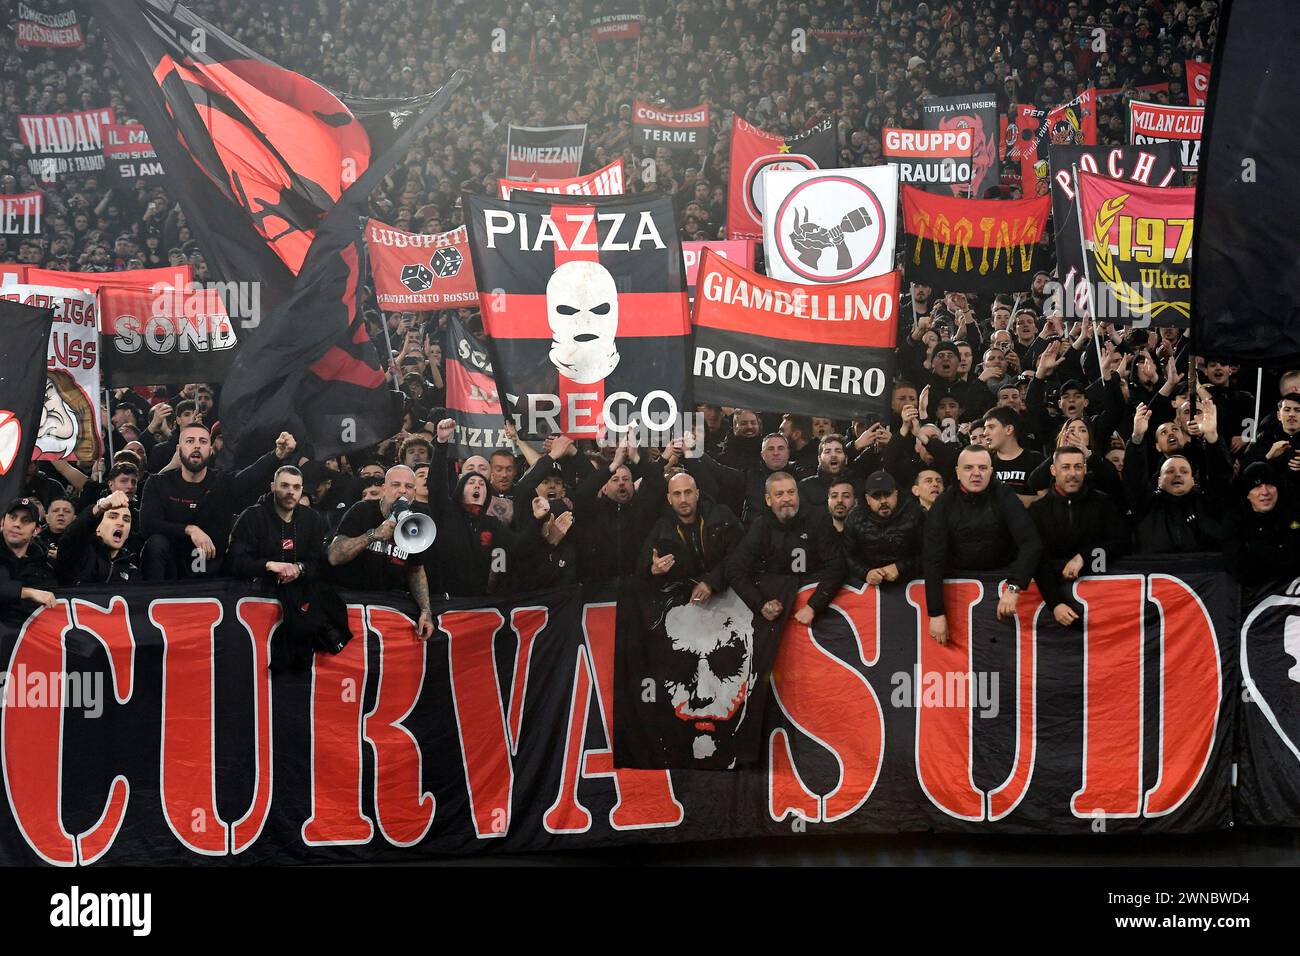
[147,399,201,472]
[780,414,820,477]
[826,478,858,533]
[53,490,139,586]
[717,408,762,469]
[327,465,435,640]
[0,498,58,627]
[571,434,668,586]
[923,447,1042,645]
[691,432,794,525]
[1028,447,1128,626]
[140,424,297,581]
[486,448,518,524]
[844,470,924,586]
[725,472,845,627]
[640,471,742,603]
[799,434,863,509]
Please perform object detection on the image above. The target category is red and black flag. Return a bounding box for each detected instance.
[726,115,837,241]
[444,315,509,459]
[0,300,55,505]
[902,187,1051,294]
[463,191,691,440]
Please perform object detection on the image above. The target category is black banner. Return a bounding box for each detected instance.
[0,569,1246,865]
[463,190,691,440]
[1192,0,1300,365]
[504,124,587,180]
[1237,583,1300,826]
[445,314,508,457]
[101,123,164,183]
[0,300,55,503]
[921,93,1000,199]
[632,101,709,152]
[99,283,238,388]
[18,107,115,180]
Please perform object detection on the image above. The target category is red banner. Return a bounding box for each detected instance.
[18,264,192,293]
[0,191,43,236]
[1186,60,1212,106]
[726,115,837,240]
[102,123,163,181]
[682,239,753,302]
[1129,101,1204,170]
[365,220,478,311]
[498,157,624,200]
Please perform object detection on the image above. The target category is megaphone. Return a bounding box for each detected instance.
[390,497,436,554]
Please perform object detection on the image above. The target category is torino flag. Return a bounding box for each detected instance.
[632,101,710,151]
[366,220,478,311]
[762,165,898,284]
[464,191,691,439]
[882,126,973,193]
[922,92,1000,198]
[691,249,899,419]
[1077,170,1195,328]
[902,187,1051,294]
[726,115,837,241]
[444,315,508,460]
[505,124,587,180]
[498,158,624,200]
[1130,100,1204,171]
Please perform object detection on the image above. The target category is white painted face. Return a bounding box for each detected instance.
[546,260,620,384]
[36,379,78,457]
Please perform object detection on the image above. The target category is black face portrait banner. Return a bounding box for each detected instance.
[463,190,691,440]
[921,93,1000,198]
[0,569,1257,865]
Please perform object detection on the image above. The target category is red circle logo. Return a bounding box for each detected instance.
[771,175,888,282]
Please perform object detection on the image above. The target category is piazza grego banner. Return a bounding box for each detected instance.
[0,567,1274,866]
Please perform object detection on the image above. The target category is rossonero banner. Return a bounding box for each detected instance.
[365,220,478,311]
[101,123,164,182]
[99,282,238,387]
[18,107,116,180]
[505,124,587,180]
[15,3,84,48]
[683,239,753,303]
[762,165,898,284]
[0,567,1255,865]
[902,187,1051,294]
[0,191,43,236]
[691,248,899,418]
[498,157,624,200]
[1129,100,1204,171]
[921,93,1000,198]
[1077,169,1195,328]
[632,101,710,151]
[882,126,973,193]
[726,115,837,241]
[464,191,691,439]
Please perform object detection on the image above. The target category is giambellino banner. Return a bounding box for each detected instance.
[726,115,837,241]
[505,124,587,180]
[1129,100,1204,171]
[882,127,974,193]
[632,101,710,151]
[691,248,899,419]
[366,220,478,311]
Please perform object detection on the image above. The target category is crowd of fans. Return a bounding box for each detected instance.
[5,0,1272,668]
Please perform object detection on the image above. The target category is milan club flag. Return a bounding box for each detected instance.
[902,187,1051,294]
[588,0,643,42]
[762,165,898,284]
[366,220,478,311]
[505,124,587,180]
[882,126,974,194]
[1193,0,1300,365]
[444,315,508,458]
[99,283,238,387]
[464,191,691,439]
[726,115,837,241]
[922,93,1000,198]
[1187,59,1212,106]
[1078,170,1195,328]
[498,157,623,200]
[18,107,115,180]
[632,101,710,151]
[1129,100,1204,171]
[691,249,899,418]
[0,192,43,236]
[0,284,101,463]
[0,568,1251,864]
[0,301,54,503]
[614,577,793,770]
[15,3,83,48]
[683,239,753,304]
[1014,89,1098,196]
[1049,144,1181,289]
[101,123,163,183]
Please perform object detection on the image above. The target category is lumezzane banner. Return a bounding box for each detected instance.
[0,568,1274,866]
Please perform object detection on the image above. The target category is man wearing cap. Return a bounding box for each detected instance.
[923,446,1043,645]
[1228,461,1300,595]
[0,498,58,626]
[926,341,991,421]
[844,471,924,587]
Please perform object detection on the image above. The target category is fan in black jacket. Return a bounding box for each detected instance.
[570,439,668,585]
[843,470,925,585]
[1027,447,1128,626]
[639,473,742,603]
[53,492,140,586]
[1225,462,1300,599]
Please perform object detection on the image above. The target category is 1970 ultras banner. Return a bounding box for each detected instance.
[902,187,1051,293]
[0,570,1242,865]
[691,249,899,419]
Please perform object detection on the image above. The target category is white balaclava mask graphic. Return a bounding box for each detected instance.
[546,260,620,385]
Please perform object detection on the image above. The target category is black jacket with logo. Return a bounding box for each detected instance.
[1027,484,1128,607]
[53,505,140,586]
[227,492,326,583]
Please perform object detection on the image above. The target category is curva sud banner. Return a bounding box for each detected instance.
[922,93,1000,199]
[882,126,973,194]
[18,107,116,180]
[762,165,898,284]
[902,187,1051,294]
[632,101,710,151]
[1129,100,1204,171]
[366,220,478,311]
[99,282,238,387]
[505,124,587,180]
[691,248,898,419]
[0,569,1247,865]
[464,191,691,439]
[498,157,624,200]
[726,115,837,241]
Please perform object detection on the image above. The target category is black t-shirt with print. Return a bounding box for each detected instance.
[329,499,411,592]
[994,448,1045,497]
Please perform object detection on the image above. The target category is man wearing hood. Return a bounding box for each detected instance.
[53,491,140,586]
[843,470,924,586]
[1227,461,1300,596]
